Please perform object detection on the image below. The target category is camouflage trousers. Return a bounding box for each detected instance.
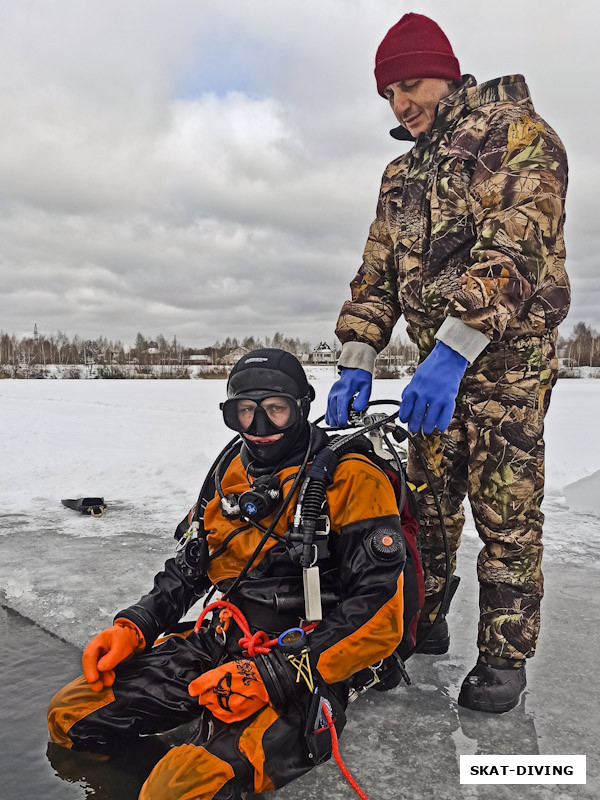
[407,334,558,661]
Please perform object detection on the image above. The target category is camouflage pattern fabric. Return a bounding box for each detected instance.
[334,74,569,660]
[408,334,558,660]
[335,75,570,355]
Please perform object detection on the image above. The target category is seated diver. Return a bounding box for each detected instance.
[48,348,413,800]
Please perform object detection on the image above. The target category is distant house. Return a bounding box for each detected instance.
[310,342,336,364]
[187,354,213,365]
[221,346,250,365]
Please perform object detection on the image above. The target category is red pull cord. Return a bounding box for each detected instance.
[194,599,278,655]
[194,599,317,656]
[321,701,371,800]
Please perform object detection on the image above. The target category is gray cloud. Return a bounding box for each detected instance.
[0,0,597,346]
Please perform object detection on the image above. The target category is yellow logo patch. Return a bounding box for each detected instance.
[507,115,545,154]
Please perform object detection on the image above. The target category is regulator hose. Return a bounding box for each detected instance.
[295,435,374,568]
[191,434,242,524]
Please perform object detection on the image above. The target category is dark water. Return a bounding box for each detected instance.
[0,606,181,800]
[0,606,85,799]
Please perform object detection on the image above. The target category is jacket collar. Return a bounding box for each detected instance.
[389,74,532,142]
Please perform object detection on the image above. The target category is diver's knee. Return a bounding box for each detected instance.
[47,675,114,749]
[140,744,236,800]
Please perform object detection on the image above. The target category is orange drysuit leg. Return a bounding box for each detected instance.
[139,705,281,800]
[140,690,344,800]
[48,631,214,752]
[49,629,347,798]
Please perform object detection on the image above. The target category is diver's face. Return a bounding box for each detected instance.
[237,396,292,444]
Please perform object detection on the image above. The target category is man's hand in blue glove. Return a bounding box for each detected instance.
[326,367,372,426]
[400,341,467,434]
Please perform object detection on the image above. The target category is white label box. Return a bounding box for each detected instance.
[460,755,586,784]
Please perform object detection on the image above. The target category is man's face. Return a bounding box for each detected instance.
[383,78,455,137]
[236,396,292,445]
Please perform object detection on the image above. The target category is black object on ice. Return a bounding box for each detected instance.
[61,497,106,516]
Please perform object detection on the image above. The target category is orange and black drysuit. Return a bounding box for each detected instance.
[48,427,410,800]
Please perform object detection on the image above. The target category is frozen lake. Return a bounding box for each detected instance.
[1,376,599,799]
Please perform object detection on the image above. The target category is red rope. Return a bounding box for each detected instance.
[321,701,371,800]
[194,599,317,656]
[194,599,278,655]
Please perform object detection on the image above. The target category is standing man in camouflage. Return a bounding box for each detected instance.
[326,13,569,712]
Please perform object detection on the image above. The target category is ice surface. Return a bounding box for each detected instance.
[0,375,599,642]
[564,470,600,517]
[1,375,599,799]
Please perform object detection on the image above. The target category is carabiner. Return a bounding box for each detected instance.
[277,627,305,649]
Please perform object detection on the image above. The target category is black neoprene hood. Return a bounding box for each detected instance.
[225,348,315,468]
[227,348,314,400]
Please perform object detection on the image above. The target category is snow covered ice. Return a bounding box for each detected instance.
[564,470,600,516]
[1,375,599,799]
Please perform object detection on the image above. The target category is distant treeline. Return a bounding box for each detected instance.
[0,329,416,379]
[560,322,600,368]
[1,324,594,379]
[0,331,311,371]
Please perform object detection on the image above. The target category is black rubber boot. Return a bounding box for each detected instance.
[416,618,450,654]
[416,575,460,655]
[458,657,526,713]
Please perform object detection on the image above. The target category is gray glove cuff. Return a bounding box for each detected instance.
[337,341,377,373]
[435,317,489,364]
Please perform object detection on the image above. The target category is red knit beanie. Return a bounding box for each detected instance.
[374,13,461,97]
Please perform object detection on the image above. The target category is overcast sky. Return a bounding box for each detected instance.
[0,0,596,347]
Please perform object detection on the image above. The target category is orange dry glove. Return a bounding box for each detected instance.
[82,619,145,692]
[188,659,270,723]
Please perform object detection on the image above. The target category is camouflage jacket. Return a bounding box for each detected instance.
[335,75,570,369]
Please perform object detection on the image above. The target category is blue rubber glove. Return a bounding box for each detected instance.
[400,341,467,434]
[326,367,372,426]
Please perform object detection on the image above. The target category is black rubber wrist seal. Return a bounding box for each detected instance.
[254,650,298,710]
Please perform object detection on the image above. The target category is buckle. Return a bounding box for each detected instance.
[315,514,330,535]
[176,521,199,551]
